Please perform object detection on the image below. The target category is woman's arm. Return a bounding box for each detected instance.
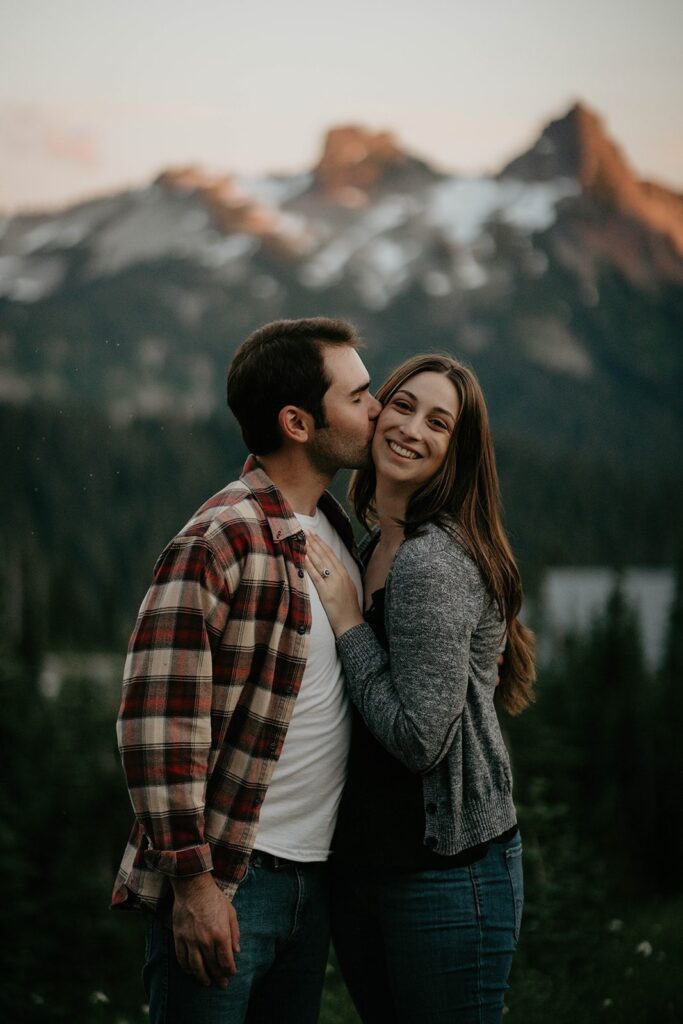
[307,528,486,774]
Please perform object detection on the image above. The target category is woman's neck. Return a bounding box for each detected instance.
[374,478,410,547]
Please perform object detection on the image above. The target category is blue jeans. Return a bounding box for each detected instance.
[331,832,524,1024]
[143,854,331,1024]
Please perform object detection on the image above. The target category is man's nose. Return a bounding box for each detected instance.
[369,396,382,419]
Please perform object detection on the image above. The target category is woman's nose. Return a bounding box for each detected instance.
[399,414,422,439]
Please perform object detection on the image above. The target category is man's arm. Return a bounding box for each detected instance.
[117,533,241,985]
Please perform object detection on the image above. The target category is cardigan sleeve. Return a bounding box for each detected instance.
[336,528,486,774]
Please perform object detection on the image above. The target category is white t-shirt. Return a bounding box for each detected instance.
[254,507,362,861]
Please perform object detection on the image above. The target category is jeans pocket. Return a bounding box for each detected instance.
[504,843,524,943]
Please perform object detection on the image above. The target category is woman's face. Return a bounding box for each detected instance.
[371,370,459,492]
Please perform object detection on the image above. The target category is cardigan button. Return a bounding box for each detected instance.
[297,625,306,634]
[425,836,437,849]
[426,802,437,815]
[268,742,277,753]
[297,569,305,578]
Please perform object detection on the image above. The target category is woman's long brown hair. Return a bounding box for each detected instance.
[350,354,535,715]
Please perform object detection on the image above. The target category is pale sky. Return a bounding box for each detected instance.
[1,0,681,212]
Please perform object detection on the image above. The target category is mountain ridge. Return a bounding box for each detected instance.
[0,99,681,484]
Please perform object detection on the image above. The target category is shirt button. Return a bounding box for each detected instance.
[426,802,437,815]
[253,797,262,807]
[296,531,305,541]
[268,742,277,752]
[425,836,437,849]
[297,625,306,634]
[285,686,294,695]
[297,569,305,578]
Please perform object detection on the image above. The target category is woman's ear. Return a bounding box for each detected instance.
[278,405,314,445]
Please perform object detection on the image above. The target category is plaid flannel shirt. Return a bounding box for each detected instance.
[112,456,358,911]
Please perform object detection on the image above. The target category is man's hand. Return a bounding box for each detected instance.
[171,873,241,988]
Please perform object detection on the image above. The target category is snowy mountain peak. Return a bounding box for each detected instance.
[502,102,683,256]
[311,125,440,206]
[155,166,284,237]
[501,102,635,193]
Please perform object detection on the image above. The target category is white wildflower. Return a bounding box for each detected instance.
[635,940,653,958]
[89,991,110,1005]
[602,998,613,1007]
[606,919,623,932]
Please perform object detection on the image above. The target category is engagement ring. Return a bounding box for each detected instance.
[322,568,331,578]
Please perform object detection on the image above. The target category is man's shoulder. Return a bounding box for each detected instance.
[176,479,270,551]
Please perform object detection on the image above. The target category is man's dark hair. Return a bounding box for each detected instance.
[227,317,361,455]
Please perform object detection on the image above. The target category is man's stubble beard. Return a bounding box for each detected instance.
[306,428,374,477]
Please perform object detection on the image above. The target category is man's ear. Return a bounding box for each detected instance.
[278,405,314,445]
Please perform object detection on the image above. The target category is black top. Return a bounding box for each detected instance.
[333,585,516,870]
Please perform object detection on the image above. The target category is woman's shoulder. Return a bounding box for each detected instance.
[388,521,487,623]
[396,520,483,586]
[400,519,472,560]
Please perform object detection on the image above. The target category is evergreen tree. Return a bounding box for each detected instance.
[524,582,656,884]
[652,549,683,892]
[580,585,657,879]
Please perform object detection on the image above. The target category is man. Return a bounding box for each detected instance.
[113,317,381,1023]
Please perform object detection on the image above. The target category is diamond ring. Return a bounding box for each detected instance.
[322,568,331,578]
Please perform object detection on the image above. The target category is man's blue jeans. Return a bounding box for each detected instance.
[331,831,524,1023]
[143,854,330,1024]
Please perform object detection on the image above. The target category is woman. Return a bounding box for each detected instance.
[304,354,535,1023]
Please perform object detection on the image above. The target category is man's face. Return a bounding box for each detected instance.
[307,345,381,475]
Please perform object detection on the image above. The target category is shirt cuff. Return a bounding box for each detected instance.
[144,842,214,877]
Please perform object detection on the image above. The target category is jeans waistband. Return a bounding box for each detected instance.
[251,849,321,871]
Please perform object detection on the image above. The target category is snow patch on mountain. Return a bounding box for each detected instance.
[299,194,418,290]
[240,173,312,208]
[520,315,594,377]
[88,186,216,275]
[198,234,259,269]
[0,253,65,302]
[427,177,580,245]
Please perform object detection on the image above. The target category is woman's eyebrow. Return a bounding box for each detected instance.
[395,389,456,421]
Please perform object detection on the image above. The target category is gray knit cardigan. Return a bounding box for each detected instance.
[336,520,517,855]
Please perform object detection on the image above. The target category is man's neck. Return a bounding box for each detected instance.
[257,450,332,517]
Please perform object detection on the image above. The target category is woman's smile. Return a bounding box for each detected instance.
[386,439,421,460]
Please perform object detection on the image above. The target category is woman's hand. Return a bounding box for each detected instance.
[305,532,365,638]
